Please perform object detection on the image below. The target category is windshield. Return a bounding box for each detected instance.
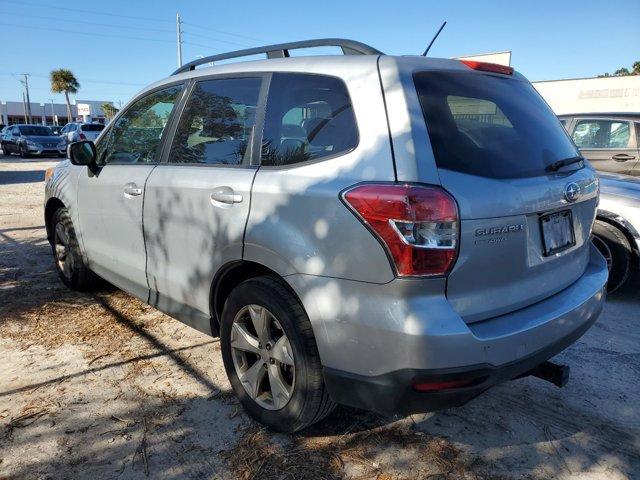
[414,71,580,179]
[81,124,105,132]
[18,126,55,136]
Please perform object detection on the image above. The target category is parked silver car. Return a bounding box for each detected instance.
[1,124,66,157]
[560,113,640,176]
[44,39,607,432]
[594,172,640,292]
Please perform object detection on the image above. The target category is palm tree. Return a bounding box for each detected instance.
[101,102,119,121]
[50,69,80,123]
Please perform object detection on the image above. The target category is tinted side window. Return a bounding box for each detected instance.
[101,85,183,165]
[169,77,261,165]
[572,120,631,149]
[261,73,358,167]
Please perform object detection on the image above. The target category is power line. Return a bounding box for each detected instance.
[182,21,267,43]
[0,72,147,87]
[0,11,174,33]
[182,30,251,48]
[182,41,226,53]
[0,22,174,44]
[2,0,172,24]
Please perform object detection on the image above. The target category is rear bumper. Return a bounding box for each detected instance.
[286,243,607,414]
[322,307,600,415]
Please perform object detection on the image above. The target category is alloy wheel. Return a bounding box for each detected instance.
[54,221,75,280]
[230,304,295,410]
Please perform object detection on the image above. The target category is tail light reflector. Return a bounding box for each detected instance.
[342,184,459,277]
[412,378,476,392]
[79,133,87,140]
[460,59,514,75]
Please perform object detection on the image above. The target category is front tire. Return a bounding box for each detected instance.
[19,144,30,158]
[592,220,632,293]
[51,208,98,290]
[220,276,336,432]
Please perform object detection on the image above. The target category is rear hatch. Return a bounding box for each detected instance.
[413,66,598,323]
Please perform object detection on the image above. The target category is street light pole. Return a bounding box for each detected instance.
[49,99,55,125]
[176,13,183,68]
[22,74,32,124]
[22,92,28,123]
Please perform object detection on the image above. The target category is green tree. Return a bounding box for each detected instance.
[633,61,640,75]
[50,69,80,122]
[101,102,119,120]
[614,67,631,76]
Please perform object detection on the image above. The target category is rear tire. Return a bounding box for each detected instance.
[51,208,98,291]
[592,220,632,293]
[1,143,8,155]
[220,275,336,432]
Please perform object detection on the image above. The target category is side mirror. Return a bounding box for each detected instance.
[68,141,98,174]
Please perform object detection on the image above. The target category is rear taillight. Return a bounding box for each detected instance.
[79,133,87,140]
[342,184,459,277]
[460,59,514,75]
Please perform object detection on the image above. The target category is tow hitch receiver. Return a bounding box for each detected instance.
[527,361,570,388]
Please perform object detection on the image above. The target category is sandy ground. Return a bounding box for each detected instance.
[0,155,639,480]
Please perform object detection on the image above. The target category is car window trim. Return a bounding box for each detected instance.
[158,71,270,169]
[99,80,187,167]
[572,117,634,150]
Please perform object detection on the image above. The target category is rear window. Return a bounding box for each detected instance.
[81,124,104,132]
[414,71,580,179]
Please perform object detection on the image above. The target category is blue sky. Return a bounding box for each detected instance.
[1,0,638,105]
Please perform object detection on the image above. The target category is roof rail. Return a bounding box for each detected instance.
[172,38,384,75]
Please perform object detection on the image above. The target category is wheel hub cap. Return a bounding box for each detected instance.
[230,305,295,410]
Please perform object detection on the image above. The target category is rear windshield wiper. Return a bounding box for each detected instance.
[546,156,585,173]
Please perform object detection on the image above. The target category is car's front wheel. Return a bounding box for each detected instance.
[51,208,98,290]
[19,144,30,158]
[592,220,632,293]
[220,276,336,432]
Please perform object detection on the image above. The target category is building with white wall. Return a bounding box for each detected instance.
[0,99,115,126]
[532,76,640,115]
[456,51,640,115]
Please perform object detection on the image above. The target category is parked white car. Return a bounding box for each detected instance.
[60,122,105,143]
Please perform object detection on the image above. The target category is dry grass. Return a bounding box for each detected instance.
[0,284,168,359]
[222,421,507,480]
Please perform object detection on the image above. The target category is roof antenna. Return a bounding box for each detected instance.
[422,21,447,56]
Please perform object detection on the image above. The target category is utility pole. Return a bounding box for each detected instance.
[176,13,183,68]
[21,74,32,124]
[48,98,55,125]
[22,92,28,123]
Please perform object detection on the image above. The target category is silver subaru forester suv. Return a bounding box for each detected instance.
[45,39,608,432]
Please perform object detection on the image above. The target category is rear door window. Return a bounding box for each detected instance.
[261,73,358,167]
[414,71,580,179]
[572,119,631,149]
[168,77,261,165]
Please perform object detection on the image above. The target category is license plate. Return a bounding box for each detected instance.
[540,210,575,256]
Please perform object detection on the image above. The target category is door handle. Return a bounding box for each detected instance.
[612,153,635,162]
[210,186,243,205]
[123,183,143,197]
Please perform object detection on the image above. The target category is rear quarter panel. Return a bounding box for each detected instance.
[244,59,397,283]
